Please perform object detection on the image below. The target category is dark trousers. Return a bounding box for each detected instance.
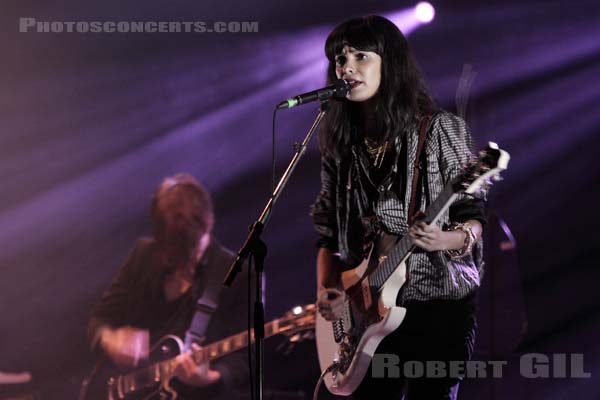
[352,292,478,400]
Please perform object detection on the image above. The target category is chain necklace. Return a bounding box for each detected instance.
[363,137,389,168]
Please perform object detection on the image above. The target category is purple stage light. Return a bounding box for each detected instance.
[385,4,432,36]
[415,2,435,23]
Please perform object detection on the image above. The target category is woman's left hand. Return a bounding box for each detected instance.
[409,221,460,252]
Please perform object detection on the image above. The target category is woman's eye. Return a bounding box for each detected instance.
[356,53,367,60]
[335,56,346,66]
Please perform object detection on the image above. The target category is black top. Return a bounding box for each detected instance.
[88,236,251,398]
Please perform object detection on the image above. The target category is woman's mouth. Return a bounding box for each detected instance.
[347,80,363,89]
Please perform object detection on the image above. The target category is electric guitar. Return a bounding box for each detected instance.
[315,142,510,395]
[80,304,316,400]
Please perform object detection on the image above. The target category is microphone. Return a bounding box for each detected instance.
[276,79,351,109]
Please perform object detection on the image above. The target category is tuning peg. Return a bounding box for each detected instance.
[492,174,504,182]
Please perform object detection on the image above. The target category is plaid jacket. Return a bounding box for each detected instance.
[311,110,485,303]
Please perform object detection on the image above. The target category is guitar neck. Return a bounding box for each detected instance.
[120,306,314,393]
[370,185,458,291]
[136,319,285,383]
[191,318,285,364]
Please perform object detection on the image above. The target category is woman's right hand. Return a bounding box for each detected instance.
[316,287,346,321]
[99,326,149,367]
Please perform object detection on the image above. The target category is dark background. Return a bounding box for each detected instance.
[1,0,599,398]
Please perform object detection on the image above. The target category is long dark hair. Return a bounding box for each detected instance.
[319,15,437,159]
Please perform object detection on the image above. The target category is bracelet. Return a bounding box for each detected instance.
[445,222,476,259]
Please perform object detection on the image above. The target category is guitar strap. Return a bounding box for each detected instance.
[370,115,433,260]
[184,252,222,350]
[408,114,432,225]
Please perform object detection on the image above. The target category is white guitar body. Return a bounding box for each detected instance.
[316,256,408,395]
[315,142,510,396]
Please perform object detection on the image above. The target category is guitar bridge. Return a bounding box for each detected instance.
[333,319,344,343]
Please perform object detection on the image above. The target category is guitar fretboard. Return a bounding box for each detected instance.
[113,306,316,398]
[122,316,298,391]
[369,185,458,291]
[192,319,285,363]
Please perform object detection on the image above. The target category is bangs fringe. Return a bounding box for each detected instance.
[325,17,382,61]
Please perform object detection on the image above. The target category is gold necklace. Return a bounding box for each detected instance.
[363,138,389,168]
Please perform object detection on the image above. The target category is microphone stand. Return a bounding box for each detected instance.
[223,100,330,400]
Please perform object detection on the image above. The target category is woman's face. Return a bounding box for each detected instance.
[335,45,382,102]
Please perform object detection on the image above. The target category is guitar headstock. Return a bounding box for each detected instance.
[278,304,316,338]
[454,142,510,197]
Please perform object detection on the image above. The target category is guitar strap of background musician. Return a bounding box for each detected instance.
[183,258,222,350]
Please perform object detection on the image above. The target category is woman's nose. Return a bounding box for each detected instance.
[343,63,355,76]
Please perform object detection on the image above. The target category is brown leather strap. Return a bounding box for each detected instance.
[408,115,431,225]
